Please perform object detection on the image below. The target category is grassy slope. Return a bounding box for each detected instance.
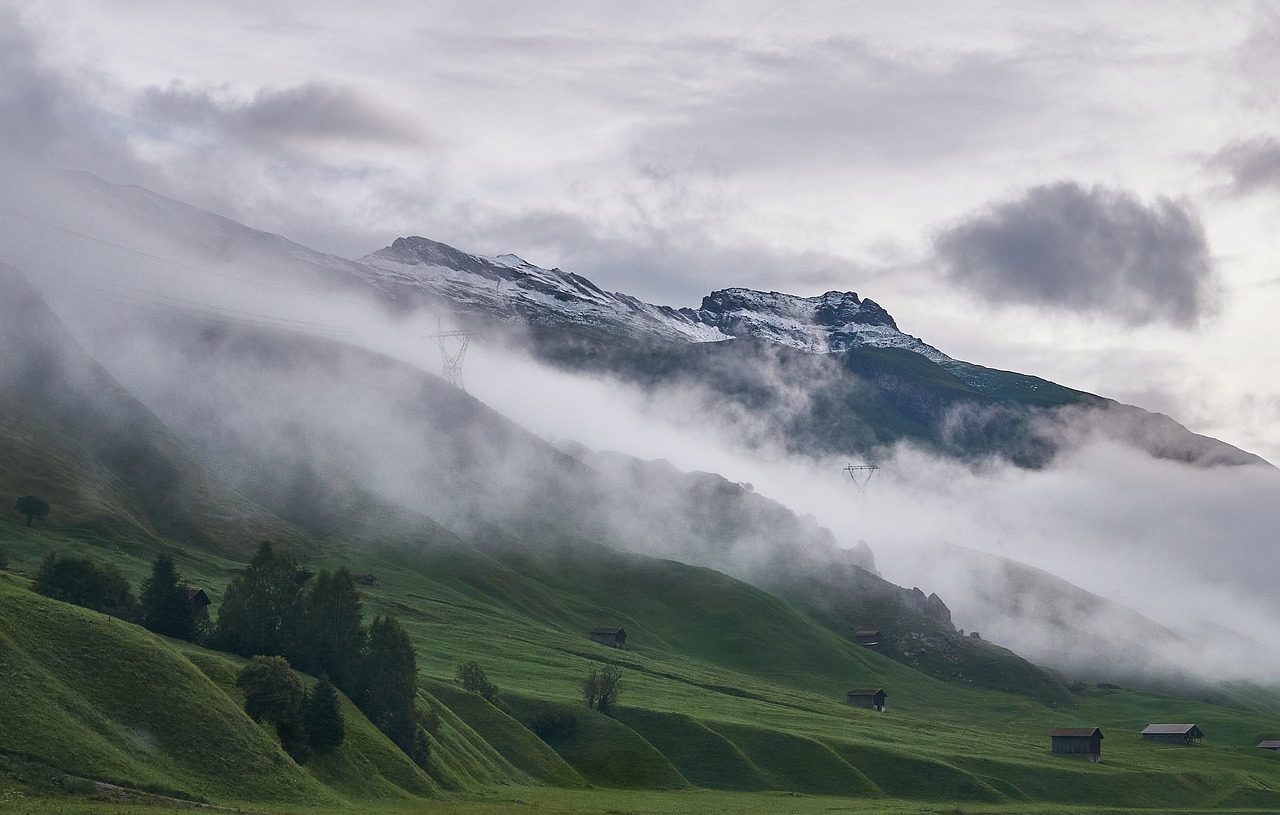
[5,514,1280,811]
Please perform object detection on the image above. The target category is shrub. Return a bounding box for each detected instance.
[527,710,578,744]
[456,660,502,706]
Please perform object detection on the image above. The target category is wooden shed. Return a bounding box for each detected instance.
[1141,724,1204,745]
[1257,740,1280,750]
[853,630,883,648]
[846,688,886,712]
[589,626,627,648]
[354,573,379,587]
[1051,727,1103,762]
[186,587,211,613]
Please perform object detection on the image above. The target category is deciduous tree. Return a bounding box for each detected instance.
[14,495,50,527]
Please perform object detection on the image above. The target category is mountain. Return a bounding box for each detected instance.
[355,233,1262,469]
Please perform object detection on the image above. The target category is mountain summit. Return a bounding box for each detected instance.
[359,236,946,360]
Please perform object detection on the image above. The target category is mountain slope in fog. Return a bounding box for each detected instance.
[0,265,299,555]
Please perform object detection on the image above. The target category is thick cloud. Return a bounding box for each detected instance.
[934,182,1217,327]
[1210,137,1280,195]
[138,81,424,148]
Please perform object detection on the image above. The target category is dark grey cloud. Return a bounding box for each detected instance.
[138,81,424,148]
[934,182,1217,327]
[1210,137,1280,195]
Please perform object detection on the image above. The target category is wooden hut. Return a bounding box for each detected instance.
[846,688,886,712]
[1050,727,1103,762]
[186,587,211,614]
[1256,740,1280,750]
[589,626,626,648]
[853,630,883,649]
[1140,724,1204,745]
[354,573,379,586]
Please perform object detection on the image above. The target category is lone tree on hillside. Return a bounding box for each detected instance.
[456,661,502,706]
[14,496,50,527]
[581,664,622,715]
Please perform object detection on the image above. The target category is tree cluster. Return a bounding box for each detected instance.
[236,657,344,762]
[32,552,137,619]
[31,551,209,642]
[214,542,429,766]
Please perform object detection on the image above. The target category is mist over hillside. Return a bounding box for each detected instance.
[4,171,1280,694]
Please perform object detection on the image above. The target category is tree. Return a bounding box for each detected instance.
[303,675,345,752]
[581,664,622,715]
[140,554,197,640]
[214,541,302,658]
[294,568,365,691]
[455,661,501,706]
[359,615,427,765]
[14,495,50,527]
[31,551,137,619]
[236,655,309,763]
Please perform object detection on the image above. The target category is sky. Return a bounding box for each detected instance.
[4,0,1280,464]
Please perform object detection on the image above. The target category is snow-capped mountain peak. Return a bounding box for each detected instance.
[357,235,947,360]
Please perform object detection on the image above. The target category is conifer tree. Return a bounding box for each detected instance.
[215,541,301,657]
[303,675,345,752]
[140,554,197,640]
[359,615,426,764]
[295,568,365,690]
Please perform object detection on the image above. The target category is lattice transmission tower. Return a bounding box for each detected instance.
[428,324,477,389]
[843,463,879,494]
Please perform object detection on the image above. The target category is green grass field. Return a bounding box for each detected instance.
[4,516,1280,814]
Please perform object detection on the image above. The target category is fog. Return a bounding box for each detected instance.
[5,172,1280,688]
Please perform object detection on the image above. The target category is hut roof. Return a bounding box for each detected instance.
[1142,724,1203,737]
[590,626,625,635]
[1257,740,1280,749]
[846,688,886,696]
[853,630,881,637]
[1051,727,1103,738]
[186,587,210,603]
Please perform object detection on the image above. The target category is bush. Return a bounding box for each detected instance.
[527,709,578,744]
[456,660,502,707]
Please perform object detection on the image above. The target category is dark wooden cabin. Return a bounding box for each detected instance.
[186,587,211,613]
[589,626,627,648]
[1257,740,1280,750]
[353,573,379,586]
[1051,727,1103,761]
[1141,724,1204,745]
[852,630,882,648]
[846,688,886,712]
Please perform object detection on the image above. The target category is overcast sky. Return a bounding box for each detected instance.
[5,0,1280,462]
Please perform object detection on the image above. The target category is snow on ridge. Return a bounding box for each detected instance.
[357,237,948,359]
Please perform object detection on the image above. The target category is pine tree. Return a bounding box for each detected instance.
[359,615,425,764]
[303,676,345,752]
[214,541,301,657]
[295,568,365,691]
[140,554,196,640]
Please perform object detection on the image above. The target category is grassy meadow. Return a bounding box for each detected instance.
[2,518,1280,814]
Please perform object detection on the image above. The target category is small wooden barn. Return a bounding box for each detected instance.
[853,630,882,648]
[589,626,627,648]
[1051,727,1103,762]
[846,688,887,712]
[186,587,211,613]
[1257,740,1280,750]
[354,573,379,587]
[1141,724,1204,745]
